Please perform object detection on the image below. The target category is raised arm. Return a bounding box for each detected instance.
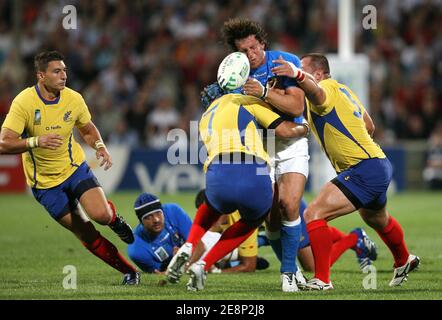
[271,58,326,106]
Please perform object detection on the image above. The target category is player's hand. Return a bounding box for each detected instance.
[243,78,266,99]
[37,134,63,150]
[153,269,166,275]
[96,147,112,170]
[271,55,299,78]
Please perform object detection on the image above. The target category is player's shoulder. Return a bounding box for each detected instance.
[133,224,144,236]
[162,203,187,218]
[62,86,84,101]
[267,50,300,64]
[235,94,263,105]
[12,86,36,106]
[319,78,340,93]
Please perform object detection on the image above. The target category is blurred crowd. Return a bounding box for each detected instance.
[0,0,441,149]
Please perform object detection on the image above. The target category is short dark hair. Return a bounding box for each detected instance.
[34,51,65,72]
[221,18,268,51]
[301,53,330,74]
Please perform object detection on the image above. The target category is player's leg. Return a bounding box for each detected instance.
[359,205,419,286]
[297,225,373,272]
[57,206,139,284]
[32,184,138,285]
[271,138,309,291]
[329,228,360,267]
[358,157,419,286]
[200,161,272,272]
[297,246,315,272]
[278,172,305,268]
[68,163,134,244]
[79,188,134,244]
[264,183,283,261]
[303,181,356,289]
[166,202,222,283]
[187,160,272,291]
[166,164,224,284]
[201,216,263,272]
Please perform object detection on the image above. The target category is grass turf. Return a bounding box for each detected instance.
[0,191,441,300]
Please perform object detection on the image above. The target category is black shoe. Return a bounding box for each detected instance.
[256,256,270,270]
[122,272,140,285]
[108,200,135,244]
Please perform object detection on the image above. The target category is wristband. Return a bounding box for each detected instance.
[94,140,106,150]
[26,136,39,149]
[260,86,268,101]
[295,69,306,83]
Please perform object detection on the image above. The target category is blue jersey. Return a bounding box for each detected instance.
[236,50,304,124]
[127,203,192,273]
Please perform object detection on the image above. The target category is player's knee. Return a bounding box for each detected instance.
[361,211,389,230]
[303,205,321,223]
[90,206,113,225]
[278,197,299,219]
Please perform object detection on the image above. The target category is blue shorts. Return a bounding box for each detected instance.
[205,158,273,222]
[32,162,101,220]
[332,158,392,210]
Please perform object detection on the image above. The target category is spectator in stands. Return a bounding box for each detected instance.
[423,121,442,189]
[0,1,440,144]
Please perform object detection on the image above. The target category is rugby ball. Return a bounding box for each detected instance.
[217,52,250,90]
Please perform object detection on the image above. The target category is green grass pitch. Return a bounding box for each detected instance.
[0,191,441,300]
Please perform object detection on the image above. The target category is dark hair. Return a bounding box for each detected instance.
[301,53,330,74]
[34,51,65,72]
[221,18,268,51]
[194,189,206,209]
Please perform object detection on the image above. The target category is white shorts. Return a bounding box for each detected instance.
[268,137,309,184]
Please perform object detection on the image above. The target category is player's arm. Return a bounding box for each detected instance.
[363,110,375,137]
[218,255,257,273]
[0,128,63,154]
[274,120,308,139]
[77,121,112,170]
[252,103,308,139]
[243,79,305,117]
[127,246,157,273]
[271,58,327,106]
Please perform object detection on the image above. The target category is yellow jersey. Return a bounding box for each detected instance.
[221,211,258,257]
[2,85,91,188]
[199,94,283,171]
[306,79,385,173]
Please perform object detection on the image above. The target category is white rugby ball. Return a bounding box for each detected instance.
[217,52,250,90]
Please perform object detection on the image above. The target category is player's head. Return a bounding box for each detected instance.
[221,18,267,69]
[34,51,67,91]
[301,53,331,82]
[201,82,226,109]
[194,189,206,209]
[134,193,164,235]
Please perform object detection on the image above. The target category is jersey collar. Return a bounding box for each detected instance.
[35,85,61,105]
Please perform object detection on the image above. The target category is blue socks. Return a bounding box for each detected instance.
[266,230,283,262]
[280,217,302,273]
